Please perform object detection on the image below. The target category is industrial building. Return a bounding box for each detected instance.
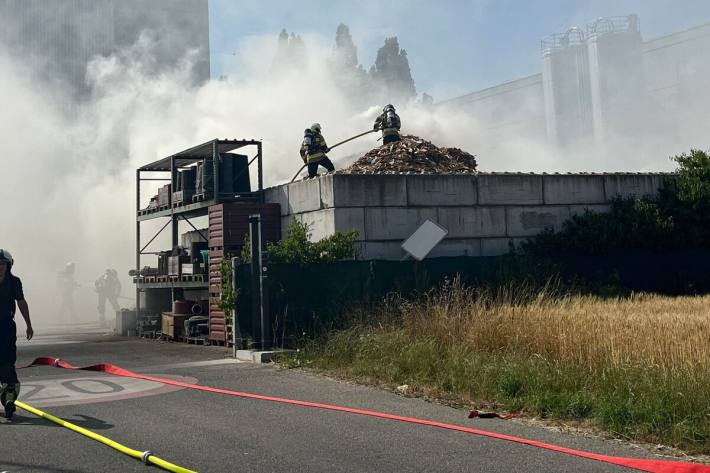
[0,0,210,103]
[439,15,710,156]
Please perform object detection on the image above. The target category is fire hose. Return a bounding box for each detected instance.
[22,357,710,473]
[290,129,377,183]
[14,399,195,473]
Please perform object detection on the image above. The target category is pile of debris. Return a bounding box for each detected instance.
[343,135,477,174]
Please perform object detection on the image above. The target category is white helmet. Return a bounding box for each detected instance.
[0,249,14,270]
[310,123,321,133]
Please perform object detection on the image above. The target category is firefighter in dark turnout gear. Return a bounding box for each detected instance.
[95,269,121,326]
[374,104,401,144]
[0,249,33,420]
[300,123,335,178]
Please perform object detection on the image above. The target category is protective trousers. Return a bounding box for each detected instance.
[0,319,18,385]
[307,156,335,177]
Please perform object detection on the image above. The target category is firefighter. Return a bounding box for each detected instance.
[58,262,78,323]
[95,269,121,326]
[300,123,335,178]
[0,249,33,420]
[374,104,402,144]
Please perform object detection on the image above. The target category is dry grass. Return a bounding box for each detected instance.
[292,280,710,452]
[399,280,710,373]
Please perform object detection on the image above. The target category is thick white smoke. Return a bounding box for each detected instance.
[1,23,705,327]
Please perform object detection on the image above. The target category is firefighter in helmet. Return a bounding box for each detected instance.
[0,249,33,420]
[300,123,335,178]
[374,104,402,144]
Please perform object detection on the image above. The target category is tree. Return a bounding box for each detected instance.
[370,37,416,103]
[271,28,307,73]
[328,24,372,107]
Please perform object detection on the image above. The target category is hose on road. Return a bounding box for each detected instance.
[14,400,196,473]
[23,356,710,473]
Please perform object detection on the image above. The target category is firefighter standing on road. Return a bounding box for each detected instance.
[374,104,402,144]
[95,269,121,327]
[0,249,33,420]
[57,262,78,323]
[300,123,335,178]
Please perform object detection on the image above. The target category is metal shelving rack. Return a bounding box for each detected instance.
[135,138,264,315]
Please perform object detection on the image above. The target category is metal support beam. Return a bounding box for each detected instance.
[213,140,220,204]
[232,257,240,358]
[140,218,172,254]
[249,215,260,347]
[257,141,264,203]
[249,214,271,349]
[136,169,141,318]
[170,156,178,301]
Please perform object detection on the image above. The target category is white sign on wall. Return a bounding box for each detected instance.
[401,219,448,261]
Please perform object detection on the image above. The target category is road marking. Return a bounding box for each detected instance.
[17,373,198,407]
[145,358,242,371]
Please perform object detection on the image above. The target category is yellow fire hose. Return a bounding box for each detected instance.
[15,400,197,473]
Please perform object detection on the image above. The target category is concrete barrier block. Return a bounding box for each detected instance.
[428,239,481,258]
[480,238,527,256]
[406,175,477,206]
[296,209,335,241]
[569,204,611,216]
[334,208,365,241]
[264,185,289,216]
[287,178,322,214]
[543,175,606,204]
[365,207,438,240]
[506,206,571,237]
[478,174,543,205]
[281,215,296,239]
[604,174,666,200]
[437,207,506,238]
[325,174,407,207]
[319,174,335,208]
[355,241,404,260]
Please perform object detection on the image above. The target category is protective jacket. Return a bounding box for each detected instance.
[300,130,328,163]
[374,110,401,138]
[0,274,22,322]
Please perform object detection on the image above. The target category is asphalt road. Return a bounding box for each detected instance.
[0,324,691,472]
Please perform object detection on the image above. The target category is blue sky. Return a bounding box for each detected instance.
[209,0,710,101]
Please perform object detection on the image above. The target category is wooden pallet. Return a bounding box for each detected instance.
[185,336,207,345]
[144,275,157,283]
[180,274,205,282]
[192,193,207,203]
[157,205,170,212]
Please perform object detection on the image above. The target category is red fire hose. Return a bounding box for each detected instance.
[24,357,710,473]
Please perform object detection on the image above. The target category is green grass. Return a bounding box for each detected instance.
[282,289,710,454]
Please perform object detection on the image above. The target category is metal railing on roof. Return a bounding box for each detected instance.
[541,27,585,53]
[586,15,640,36]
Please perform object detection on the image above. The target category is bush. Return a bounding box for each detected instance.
[266,220,358,266]
[523,148,710,256]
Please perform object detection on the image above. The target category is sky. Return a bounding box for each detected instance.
[209,0,710,101]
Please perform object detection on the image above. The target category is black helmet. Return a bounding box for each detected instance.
[0,249,14,270]
[310,123,322,133]
[384,104,395,112]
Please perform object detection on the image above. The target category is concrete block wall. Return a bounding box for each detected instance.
[265,173,670,260]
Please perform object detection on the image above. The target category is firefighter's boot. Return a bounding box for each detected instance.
[2,383,18,419]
